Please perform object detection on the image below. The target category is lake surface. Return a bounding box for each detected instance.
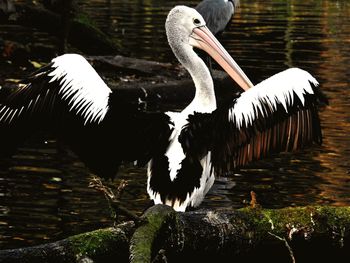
[0,0,350,249]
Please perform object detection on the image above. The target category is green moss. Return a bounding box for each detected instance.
[232,207,275,243]
[316,206,350,225]
[74,13,101,34]
[232,206,350,246]
[315,206,350,244]
[130,205,176,263]
[68,227,126,257]
[265,207,315,232]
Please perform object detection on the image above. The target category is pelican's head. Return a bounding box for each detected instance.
[166,5,253,91]
[165,6,206,62]
[166,5,206,38]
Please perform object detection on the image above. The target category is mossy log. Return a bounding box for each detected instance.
[0,222,135,263]
[2,205,350,263]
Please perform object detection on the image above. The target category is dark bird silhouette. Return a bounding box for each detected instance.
[195,0,239,71]
[0,5,326,211]
[195,0,239,35]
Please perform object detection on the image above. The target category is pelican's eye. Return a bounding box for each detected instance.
[193,18,201,26]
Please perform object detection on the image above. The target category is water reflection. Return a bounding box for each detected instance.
[0,0,349,249]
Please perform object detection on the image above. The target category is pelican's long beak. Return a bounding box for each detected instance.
[190,26,253,91]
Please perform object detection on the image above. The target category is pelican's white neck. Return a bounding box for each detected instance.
[186,50,216,113]
[176,44,217,114]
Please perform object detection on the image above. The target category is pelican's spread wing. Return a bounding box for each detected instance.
[181,68,327,175]
[0,54,111,125]
[0,54,112,158]
[0,54,173,178]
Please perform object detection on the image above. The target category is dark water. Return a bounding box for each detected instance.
[0,0,350,249]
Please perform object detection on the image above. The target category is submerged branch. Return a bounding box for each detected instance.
[89,176,142,224]
[268,232,296,263]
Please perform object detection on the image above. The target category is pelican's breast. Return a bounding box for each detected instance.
[165,111,188,181]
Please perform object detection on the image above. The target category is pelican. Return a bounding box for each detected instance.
[146,6,326,211]
[0,6,326,212]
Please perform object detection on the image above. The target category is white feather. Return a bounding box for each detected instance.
[164,111,188,181]
[189,151,215,208]
[229,68,319,128]
[48,54,111,124]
